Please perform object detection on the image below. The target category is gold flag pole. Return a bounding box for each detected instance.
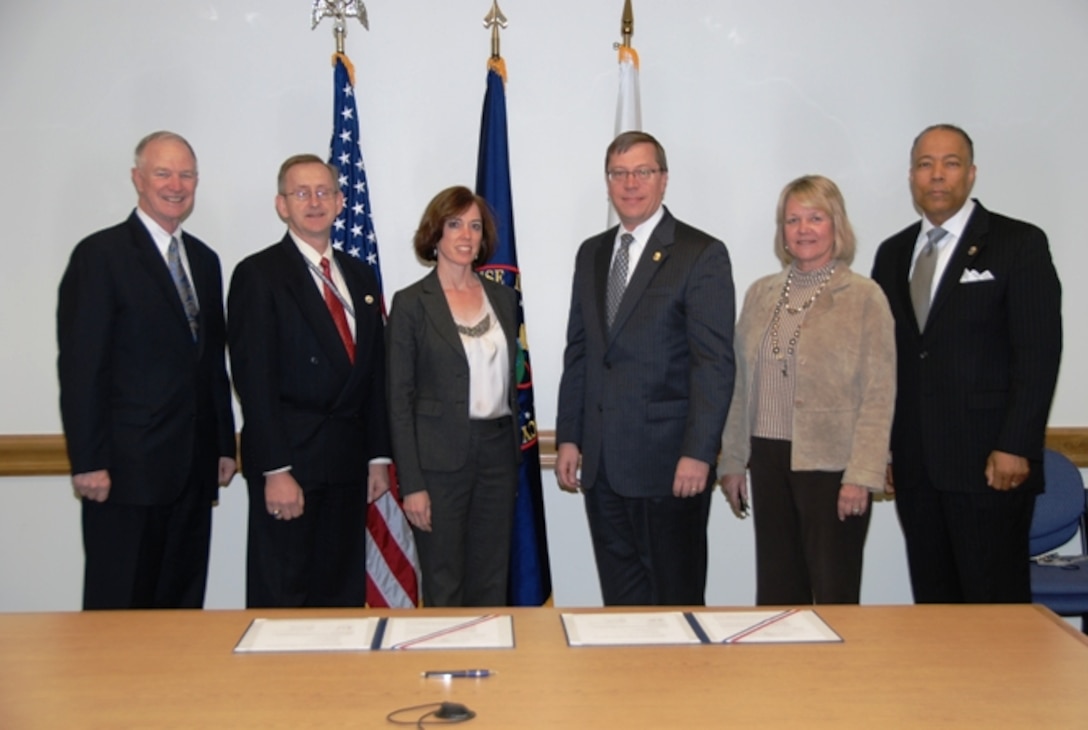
[483,1,509,78]
[617,0,634,50]
[311,0,369,55]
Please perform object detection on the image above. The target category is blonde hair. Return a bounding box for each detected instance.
[773,175,856,267]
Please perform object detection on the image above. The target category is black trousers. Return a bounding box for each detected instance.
[894,470,1035,603]
[583,465,712,606]
[413,417,518,608]
[245,478,367,608]
[81,473,212,610]
[749,438,871,605]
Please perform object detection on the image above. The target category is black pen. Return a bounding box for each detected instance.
[738,495,749,517]
[422,669,494,679]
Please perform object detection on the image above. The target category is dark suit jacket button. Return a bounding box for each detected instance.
[603,360,612,369]
[919,351,927,359]
[310,356,319,364]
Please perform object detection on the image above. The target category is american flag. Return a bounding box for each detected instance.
[329,52,420,608]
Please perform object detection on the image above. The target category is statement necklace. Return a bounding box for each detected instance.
[456,313,491,338]
[769,264,835,377]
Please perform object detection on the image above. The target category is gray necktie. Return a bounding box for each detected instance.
[910,226,946,329]
[168,235,200,342]
[606,233,634,328]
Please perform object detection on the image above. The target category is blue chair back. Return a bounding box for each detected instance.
[1029,449,1086,557]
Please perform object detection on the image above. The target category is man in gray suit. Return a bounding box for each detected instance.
[556,131,735,605]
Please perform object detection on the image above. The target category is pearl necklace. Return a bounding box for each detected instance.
[770,264,836,377]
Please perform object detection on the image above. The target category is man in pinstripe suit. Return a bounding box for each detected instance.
[871,124,1062,603]
[556,132,735,606]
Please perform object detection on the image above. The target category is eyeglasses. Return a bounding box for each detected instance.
[606,167,662,183]
[283,188,336,202]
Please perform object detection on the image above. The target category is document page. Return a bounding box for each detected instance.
[693,609,842,644]
[234,617,378,653]
[561,611,703,646]
[379,614,514,650]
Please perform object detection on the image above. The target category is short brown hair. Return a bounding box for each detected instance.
[413,186,498,265]
[605,131,668,173]
[277,154,339,194]
[773,175,856,267]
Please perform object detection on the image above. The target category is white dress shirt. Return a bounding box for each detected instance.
[909,199,977,300]
[136,207,200,309]
[612,205,666,285]
[288,231,356,340]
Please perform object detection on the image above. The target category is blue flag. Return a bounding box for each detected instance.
[474,59,552,605]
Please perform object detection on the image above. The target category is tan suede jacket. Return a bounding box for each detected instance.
[719,264,895,490]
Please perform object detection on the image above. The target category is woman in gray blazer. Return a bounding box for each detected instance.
[387,186,520,607]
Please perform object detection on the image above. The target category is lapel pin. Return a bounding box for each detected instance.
[652,251,662,262]
[967,246,978,256]
[364,294,375,305]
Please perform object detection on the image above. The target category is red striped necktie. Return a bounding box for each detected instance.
[321,257,355,363]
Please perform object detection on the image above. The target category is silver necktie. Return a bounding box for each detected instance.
[605,233,634,329]
[910,226,945,330]
[168,235,200,342]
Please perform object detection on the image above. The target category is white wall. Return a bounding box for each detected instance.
[1,0,1086,611]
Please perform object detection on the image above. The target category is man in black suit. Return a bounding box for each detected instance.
[228,154,390,608]
[58,131,237,610]
[872,124,1062,603]
[556,131,735,605]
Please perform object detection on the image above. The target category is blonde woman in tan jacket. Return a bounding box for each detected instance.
[719,175,895,604]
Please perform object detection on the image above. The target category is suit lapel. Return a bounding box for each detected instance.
[334,248,384,402]
[335,248,379,354]
[181,233,212,358]
[890,223,923,333]
[127,213,196,342]
[419,269,465,357]
[592,229,616,338]
[608,211,675,340]
[276,235,355,375]
[419,272,515,362]
[926,204,989,328]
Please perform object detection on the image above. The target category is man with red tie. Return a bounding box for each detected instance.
[228,154,391,607]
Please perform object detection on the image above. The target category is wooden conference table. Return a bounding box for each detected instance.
[1,604,1086,728]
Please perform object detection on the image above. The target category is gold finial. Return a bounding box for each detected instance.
[311,0,369,54]
[619,0,634,49]
[483,1,508,60]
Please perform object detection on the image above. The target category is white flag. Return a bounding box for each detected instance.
[609,45,643,227]
[615,45,642,135]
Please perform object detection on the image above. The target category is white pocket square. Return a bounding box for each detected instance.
[959,268,995,283]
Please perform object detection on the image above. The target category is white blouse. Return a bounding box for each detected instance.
[454,296,512,420]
